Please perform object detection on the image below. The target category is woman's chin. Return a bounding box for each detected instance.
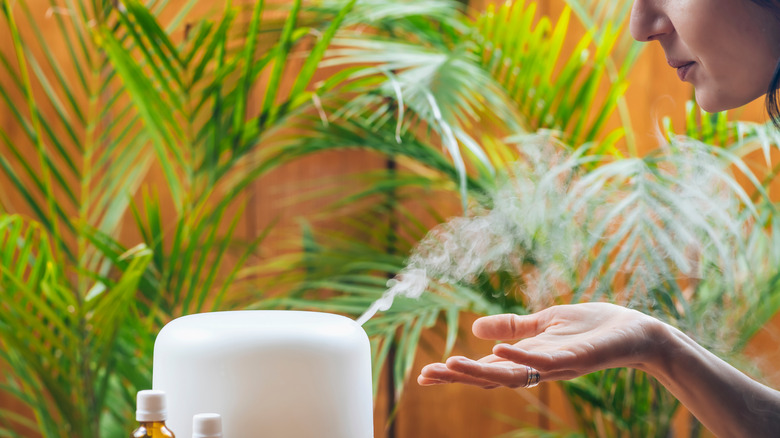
[694,89,765,113]
[694,94,731,113]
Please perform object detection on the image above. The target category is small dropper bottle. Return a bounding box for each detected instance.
[132,390,176,437]
[192,413,222,438]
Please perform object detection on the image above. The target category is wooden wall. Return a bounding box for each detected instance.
[2,0,779,437]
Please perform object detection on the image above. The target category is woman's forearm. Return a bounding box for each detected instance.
[641,322,780,437]
[418,304,780,436]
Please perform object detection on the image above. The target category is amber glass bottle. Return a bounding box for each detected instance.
[131,390,176,438]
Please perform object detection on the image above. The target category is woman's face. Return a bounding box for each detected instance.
[630,0,780,111]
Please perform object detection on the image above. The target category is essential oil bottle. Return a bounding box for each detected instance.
[192,413,222,438]
[132,390,176,437]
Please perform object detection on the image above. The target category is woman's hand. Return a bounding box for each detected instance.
[417,302,665,389]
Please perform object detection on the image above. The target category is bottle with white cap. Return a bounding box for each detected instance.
[132,390,176,437]
[192,413,222,438]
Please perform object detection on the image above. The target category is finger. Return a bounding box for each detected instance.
[493,344,578,372]
[472,311,549,340]
[469,348,585,382]
[419,361,500,389]
[417,375,447,386]
[417,375,498,388]
[476,353,503,363]
[444,356,535,389]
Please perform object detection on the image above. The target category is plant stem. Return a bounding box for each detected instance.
[79,14,101,297]
[385,155,398,438]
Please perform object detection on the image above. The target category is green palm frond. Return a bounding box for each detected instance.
[0,0,198,261]
[305,0,523,204]
[560,369,679,437]
[566,142,755,304]
[319,39,514,201]
[274,108,493,195]
[0,215,153,436]
[99,0,357,204]
[126,189,271,317]
[312,0,468,48]
[474,0,637,151]
[564,0,635,49]
[664,101,780,202]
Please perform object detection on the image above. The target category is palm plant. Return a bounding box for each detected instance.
[0,0,357,435]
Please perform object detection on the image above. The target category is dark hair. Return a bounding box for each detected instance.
[749,0,780,128]
[767,60,780,129]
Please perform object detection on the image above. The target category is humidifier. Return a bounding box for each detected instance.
[152,310,374,437]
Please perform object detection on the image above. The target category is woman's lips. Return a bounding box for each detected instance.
[676,62,695,81]
[668,60,695,81]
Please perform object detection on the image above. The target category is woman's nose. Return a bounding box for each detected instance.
[629,0,674,42]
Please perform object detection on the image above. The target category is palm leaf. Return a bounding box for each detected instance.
[0,214,154,436]
[474,1,635,150]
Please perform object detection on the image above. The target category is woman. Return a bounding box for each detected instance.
[417,0,780,436]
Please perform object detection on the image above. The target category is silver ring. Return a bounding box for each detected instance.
[525,365,540,388]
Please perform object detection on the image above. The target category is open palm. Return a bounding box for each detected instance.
[418,303,663,389]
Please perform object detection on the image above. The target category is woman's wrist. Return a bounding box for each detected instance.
[631,316,681,380]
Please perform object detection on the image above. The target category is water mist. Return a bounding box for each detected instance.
[357,137,760,343]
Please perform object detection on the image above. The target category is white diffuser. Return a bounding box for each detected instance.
[152,311,374,437]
